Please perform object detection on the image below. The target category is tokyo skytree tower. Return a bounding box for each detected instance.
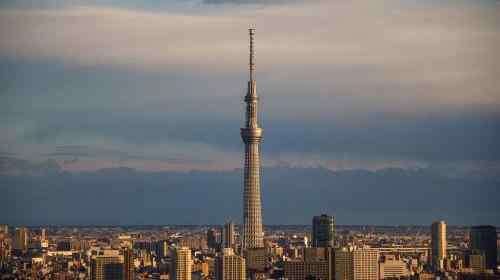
[241,28,264,249]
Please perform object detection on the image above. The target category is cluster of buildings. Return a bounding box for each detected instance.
[0,221,498,280]
[0,29,499,280]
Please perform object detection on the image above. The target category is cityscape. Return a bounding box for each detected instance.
[1,1,499,280]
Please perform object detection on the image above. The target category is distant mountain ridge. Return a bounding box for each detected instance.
[1,162,499,226]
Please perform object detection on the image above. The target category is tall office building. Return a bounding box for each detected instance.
[123,247,134,280]
[312,214,335,248]
[335,248,379,280]
[41,228,47,241]
[215,248,246,280]
[431,221,447,271]
[241,28,264,249]
[223,222,236,249]
[172,247,192,280]
[90,255,123,280]
[207,228,219,250]
[14,227,29,252]
[470,225,497,270]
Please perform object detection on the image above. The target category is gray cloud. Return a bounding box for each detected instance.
[0,0,499,171]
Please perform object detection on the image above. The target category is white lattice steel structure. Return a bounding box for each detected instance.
[241,28,264,249]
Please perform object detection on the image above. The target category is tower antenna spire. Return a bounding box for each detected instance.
[249,28,255,81]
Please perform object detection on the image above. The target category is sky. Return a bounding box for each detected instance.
[1,0,499,173]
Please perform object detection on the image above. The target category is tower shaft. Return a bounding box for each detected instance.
[241,28,264,249]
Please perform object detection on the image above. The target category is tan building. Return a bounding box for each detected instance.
[0,225,8,235]
[179,236,207,250]
[468,251,486,273]
[223,222,236,250]
[14,227,29,251]
[215,248,246,280]
[284,248,334,280]
[336,248,379,280]
[245,247,267,271]
[379,255,409,279]
[431,221,446,271]
[172,247,192,280]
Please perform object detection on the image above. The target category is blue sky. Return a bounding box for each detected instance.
[1,0,499,172]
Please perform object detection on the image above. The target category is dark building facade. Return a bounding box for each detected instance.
[470,225,497,270]
[312,214,335,248]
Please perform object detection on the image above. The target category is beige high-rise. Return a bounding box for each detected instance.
[223,222,236,249]
[431,221,446,271]
[215,248,246,280]
[336,248,379,280]
[172,247,192,280]
[241,28,264,249]
[14,227,29,251]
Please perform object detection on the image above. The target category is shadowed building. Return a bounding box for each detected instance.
[312,214,335,248]
[90,254,123,280]
[123,247,134,280]
[208,228,220,250]
[469,225,497,270]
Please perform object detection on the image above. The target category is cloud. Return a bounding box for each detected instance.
[0,0,499,171]
[0,1,498,109]
[1,165,499,225]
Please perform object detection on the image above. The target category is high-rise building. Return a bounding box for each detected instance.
[312,214,335,248]
[0,225,8,235]
[379,255,409,279]
[14,227,29,252]
[431,221,447,271]
[41,228,47,241]
[172,247,192,280]
[215,248,246,280]
[208,228,219,250]
[223,222,236,249]
[123,247,134,280]
[335,248,379,280]
[241,28,264,250]
[90,255,123,280]
[469,225,497,270]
